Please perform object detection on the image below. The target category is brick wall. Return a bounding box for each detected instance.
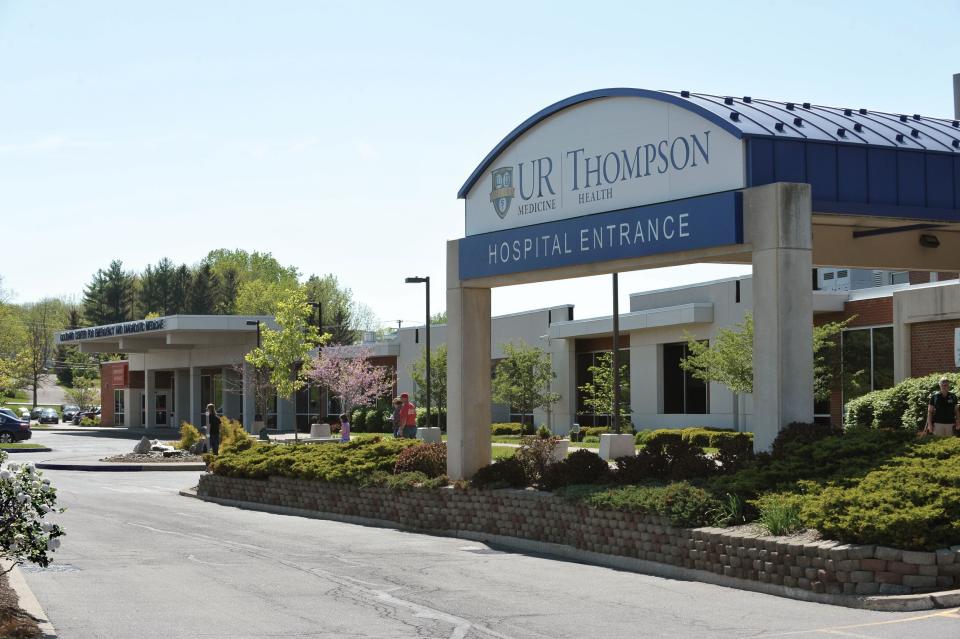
[100,361,128,427]
[911,320,960,378]
[199,474,960,597]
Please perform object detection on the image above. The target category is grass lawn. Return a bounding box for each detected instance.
[491,445,516,460]
[0,443,46,450]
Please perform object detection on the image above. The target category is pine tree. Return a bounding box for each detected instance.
[171,264,193,314]
[102,260,134,323]
[82,270,109,326]
[216,266,240,314]
[189,263,219,314]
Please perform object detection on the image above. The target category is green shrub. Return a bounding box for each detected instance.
[799,437,960,550]
[220,417,252,453]
[378,471,449,490]
[581,427,609,438]
[755,493,805,536]
[613,449,668,483]
[471,457,527,489]
[536,425,552,439]
[366,408,385,432]
[771,421,836,459]
[561,482,721,528]
[416,407,446,428]
[80,416,99,426]
[540,449,609,490]
[843,372,960,432]
[351,408,366,432]
[491,423,524,436]
[393,442,446,478]
[514,436,557,486]
[709,493,748,527]
[715,434,754,473]
[176,422,202,450]
[208,436,415,483]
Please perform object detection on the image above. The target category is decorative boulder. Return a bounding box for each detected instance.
[189,440,208,455]
[133,436,152,454]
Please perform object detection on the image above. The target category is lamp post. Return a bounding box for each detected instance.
[245,320,262,435]
[612,273,621,434]
[405,276,430,430]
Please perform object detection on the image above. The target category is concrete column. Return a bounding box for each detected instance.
[124,389,137,429]
[744,183,814,451]
[221,367,241,420]
[174,369,190,429]
[630,343,659,425]
[892,292,912,383]
[189,366,202,429]
[144,369,155,430]
[446,240,492,480]
[242,361,256,433]
[276,394,296,432]
[549,337,577,435]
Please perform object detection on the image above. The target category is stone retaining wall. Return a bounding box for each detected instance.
[198,474,960,596]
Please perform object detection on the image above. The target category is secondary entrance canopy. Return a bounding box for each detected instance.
[446,88,960,479]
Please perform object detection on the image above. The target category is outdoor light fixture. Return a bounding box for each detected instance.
[245,320,261,348]
[919,234,941,249]
[405,276,431,430]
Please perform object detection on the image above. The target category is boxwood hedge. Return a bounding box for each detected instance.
[844,371,960,432]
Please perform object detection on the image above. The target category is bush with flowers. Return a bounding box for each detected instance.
[0,451,64,570]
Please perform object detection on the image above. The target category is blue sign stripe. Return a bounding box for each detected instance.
[459,191,743,280]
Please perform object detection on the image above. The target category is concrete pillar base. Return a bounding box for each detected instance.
[417,427,442,443]
[599,433,634,460]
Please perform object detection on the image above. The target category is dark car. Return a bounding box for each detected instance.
[30,407,44,421]
[60,404,81,422]
[0,413,31,443]
[72,406,101,425]
[38,408,60,424]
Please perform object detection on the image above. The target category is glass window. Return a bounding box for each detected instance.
[114,389,124,426]
[575,349,629,427]
[662,342,708,415]
[841,326,894,406]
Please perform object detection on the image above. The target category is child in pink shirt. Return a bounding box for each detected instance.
[339,413,351,442]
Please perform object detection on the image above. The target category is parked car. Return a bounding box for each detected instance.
[38,408,60,424]
[0,407,20,420]
[0,413,31,443]
[19,408,31,421]
[60,404,81,422]
[72,407,101,425]
[30,407,44,421]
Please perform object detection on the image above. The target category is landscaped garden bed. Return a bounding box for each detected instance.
[199,398,960,601]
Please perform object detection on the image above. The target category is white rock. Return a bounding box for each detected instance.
[133,437,152,454]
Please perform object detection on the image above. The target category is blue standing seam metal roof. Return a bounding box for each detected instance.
[458,88,960,199]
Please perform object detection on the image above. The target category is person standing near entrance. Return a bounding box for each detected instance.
[398,392,417,439]
[206,404,222,454]
[925,377,959,437]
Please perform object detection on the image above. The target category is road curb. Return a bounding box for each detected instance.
[185,490,960,612]
[0,560,57,638]
[37,460,206,472]
[1,447,53,453]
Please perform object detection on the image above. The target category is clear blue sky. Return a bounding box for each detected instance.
[1,0,958,326]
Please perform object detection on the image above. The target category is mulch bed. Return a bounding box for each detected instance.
[0,570,41,639]
[99,452,204,463]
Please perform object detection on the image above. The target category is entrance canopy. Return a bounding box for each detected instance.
[56,315,273,353]
[457,89,960,286]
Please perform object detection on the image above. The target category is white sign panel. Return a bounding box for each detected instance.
[464,97,746,236]
[954,327,960,368]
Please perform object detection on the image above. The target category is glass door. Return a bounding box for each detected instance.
[155,392,169,426]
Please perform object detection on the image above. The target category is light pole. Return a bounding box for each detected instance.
[405,276,430,430]
[245,320,262,434]
[612,273,621,434]
[245,320,261,348]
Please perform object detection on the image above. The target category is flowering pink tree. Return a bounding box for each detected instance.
[306,346,394,414]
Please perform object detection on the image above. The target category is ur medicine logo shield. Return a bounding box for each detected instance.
[490,167,515,219]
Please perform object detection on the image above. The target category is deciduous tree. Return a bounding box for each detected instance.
[307,346,393,415]
[493,342,559,429]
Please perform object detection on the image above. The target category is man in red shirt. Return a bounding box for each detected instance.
[398,392,417,439]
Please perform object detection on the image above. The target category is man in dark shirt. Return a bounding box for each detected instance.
[926,377,958,437]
